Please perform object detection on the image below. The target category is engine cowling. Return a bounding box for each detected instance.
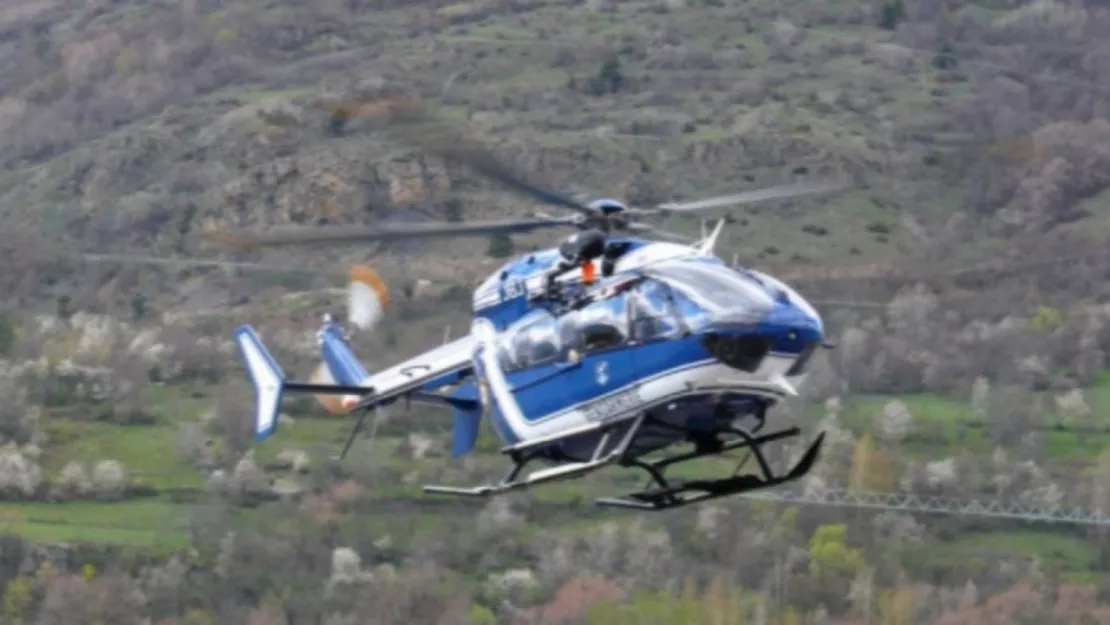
[557,229,607,264]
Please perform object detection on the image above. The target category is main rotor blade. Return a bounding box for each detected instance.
[80,253,348,277]
[645,180,847,214]
[205,217,579,250]
[363,97,597,216]
[624,222,697,243]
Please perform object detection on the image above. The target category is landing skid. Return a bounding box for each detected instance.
[595,429,824,511]
[422,411,825,511]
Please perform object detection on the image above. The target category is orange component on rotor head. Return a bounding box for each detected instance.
[582,261,596,285]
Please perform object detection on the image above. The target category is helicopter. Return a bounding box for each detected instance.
[221,97,845,510]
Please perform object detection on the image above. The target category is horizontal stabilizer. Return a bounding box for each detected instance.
[234,325,287,441]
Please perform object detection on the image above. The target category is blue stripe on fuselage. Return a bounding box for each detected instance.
[506,336,711,423]
[504,300,822,423]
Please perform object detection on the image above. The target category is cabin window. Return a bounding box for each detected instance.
[558,315,582,353]
[573,292,630,352]
[665,288,713,332]
[629,279,680,341]
[498,311,562,371]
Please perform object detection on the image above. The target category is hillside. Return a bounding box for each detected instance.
[1,0,1108,303]
[2,0,1110,623]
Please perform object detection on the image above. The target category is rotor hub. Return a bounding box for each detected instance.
[588,198,629,216]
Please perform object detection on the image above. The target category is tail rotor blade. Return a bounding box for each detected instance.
[310,362,360,415]
[625,222,697,243]
[348,264,391,331]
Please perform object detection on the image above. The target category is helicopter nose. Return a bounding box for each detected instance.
[699,301,822,373]
[763,300,823,349]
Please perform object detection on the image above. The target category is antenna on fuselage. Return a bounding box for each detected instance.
[696,218,727,256]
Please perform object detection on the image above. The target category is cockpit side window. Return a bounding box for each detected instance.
[572,292,630,353]
[498,311,562,372]
[558,315,581,353]
[629,279,680,342]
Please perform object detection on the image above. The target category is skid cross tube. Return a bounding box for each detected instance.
[649,425,800,473]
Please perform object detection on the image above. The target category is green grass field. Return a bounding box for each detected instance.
[0,498,190,552]
[5,367,1110,581]
[832,371,1110,461]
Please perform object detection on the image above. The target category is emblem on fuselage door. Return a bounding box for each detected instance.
[595,361,610,386]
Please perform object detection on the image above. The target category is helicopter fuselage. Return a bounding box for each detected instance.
[232,234,829,509]
[456,237,825,462]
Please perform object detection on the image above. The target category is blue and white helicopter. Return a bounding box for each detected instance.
[220,103,843,510]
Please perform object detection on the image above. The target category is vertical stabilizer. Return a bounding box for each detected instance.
[234,326,287,441]
[315,322,371,413]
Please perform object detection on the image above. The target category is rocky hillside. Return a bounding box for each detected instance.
[0,0,1108,313]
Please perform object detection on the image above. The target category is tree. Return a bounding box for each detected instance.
[849,434,896,493]
[130,293,147,321]
[327,109,350,137]
[444,197,464,223]
[877,585,916,625]
[0,313,14,356]
[588,55,624,96]
[2,577,31,620]
[933,40,958,70]
[879,0,905,29]
[487,233,514,258]
[56,294,72,320]
[1089,447,1110,557]
[468,604,496,624]
[1029,305,1064,335]
[809,524,864,579]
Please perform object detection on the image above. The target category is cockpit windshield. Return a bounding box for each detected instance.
[647,260,776,323]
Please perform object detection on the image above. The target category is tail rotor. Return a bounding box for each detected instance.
[310,263,391,415]
[347,264,391,331]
